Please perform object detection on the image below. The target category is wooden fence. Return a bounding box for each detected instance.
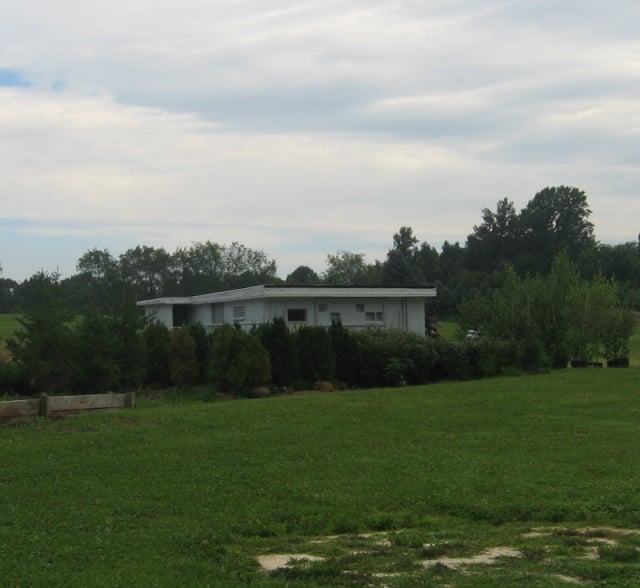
[0,392,135,421]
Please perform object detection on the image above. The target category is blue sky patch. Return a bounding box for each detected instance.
[0,68,31,87]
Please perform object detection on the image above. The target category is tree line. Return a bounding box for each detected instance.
[1,185,637,397]
[3,185,638,318]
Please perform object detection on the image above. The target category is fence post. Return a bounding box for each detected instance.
[39,394,50,418]
[125,391,136,409]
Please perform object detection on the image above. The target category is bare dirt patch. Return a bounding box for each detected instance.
[256,553,324,572]
[552,574,586,585]
[421,546,521,569]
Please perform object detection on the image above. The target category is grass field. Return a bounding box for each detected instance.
[3,369,640,586]
[0,313,20,341]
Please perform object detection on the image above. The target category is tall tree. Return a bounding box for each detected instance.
[7,271,76,393]
[519,186,595,275]
[382,227,425,286]
[466,198,520,273]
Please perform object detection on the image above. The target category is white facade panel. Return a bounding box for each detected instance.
[406,299,426,336]
[191,304,212,326]
[145,305,173,328]
[139,285,435,336]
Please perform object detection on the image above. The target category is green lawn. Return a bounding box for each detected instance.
[2,370,640,586]
[0,313,20,342]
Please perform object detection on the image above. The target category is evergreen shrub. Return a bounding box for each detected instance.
[209,324,271,395]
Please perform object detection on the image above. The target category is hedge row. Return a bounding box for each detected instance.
[1,317,547,398]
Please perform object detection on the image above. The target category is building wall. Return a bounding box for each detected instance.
[222,299,265,327]
[406,299,426,336]
[145,295,427,336]
[145,305,174,328]
[191,304,212,326]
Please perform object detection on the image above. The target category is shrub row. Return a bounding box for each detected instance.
[1,317,547,398]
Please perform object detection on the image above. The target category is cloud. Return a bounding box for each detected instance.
[0,0,639,281]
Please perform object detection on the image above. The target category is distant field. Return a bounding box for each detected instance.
[2,369,640,586]
[0,313,20,342]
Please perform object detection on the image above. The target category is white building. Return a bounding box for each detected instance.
[137,284,437,336]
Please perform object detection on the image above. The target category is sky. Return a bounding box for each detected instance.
[1,0,639,282]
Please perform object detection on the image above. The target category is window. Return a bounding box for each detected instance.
[287,308,307,322]
[366,311,384,322]
[376,311,384,321]
[233,306,246,321]
[318,303,328,312]
[355,303,365,312]
[330,312,341,323]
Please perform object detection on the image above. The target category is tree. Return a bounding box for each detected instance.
[382,226,425,286]
[519,186,596,275]
[220,242,278,289]
[176,241,224,295]
[7,271,76,394]
[466,198,520,273]
[119,245,176,300]
[324,251,369,285]
[416,242,440,284]
[285,265,321,285]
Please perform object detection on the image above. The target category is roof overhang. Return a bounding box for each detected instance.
[138,285,437,307]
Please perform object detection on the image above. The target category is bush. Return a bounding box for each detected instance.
[256,318,300,388]
[72,314,121,393]
[0,360,33,396]
[209,325,271,395]
[187,322,212,384]
[170,327,199,388]
[352,329,437,388]
[328,321,360,387]
[143,322,172,387]
[295,326,335,386]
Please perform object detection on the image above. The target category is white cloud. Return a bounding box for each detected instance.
[0,0,639,281]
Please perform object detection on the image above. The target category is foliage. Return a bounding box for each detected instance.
[295,326,335,384]
[142,321,172,387]
[186,322,211,383]
[465,197,520,273]
[285,265,321,285]
[519,185,596,275]
[72,314,121,393]
[382,226,426,286]
[169,327,199,388]
[458,252,633,369]
[208,324,271,395]
[6,271,76,394]
[255,317,300,387]
[328,320,360,386]
[602,307,635,360]
[351,328,437,387]
[324,250,373,285]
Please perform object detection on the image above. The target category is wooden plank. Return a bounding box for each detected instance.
[0,399,40,420]
[47,393,127,414]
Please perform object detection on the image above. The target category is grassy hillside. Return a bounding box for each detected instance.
[2,370,640,586]
[0,313,20,341]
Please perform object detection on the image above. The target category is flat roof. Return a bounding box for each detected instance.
[137,284,436,306]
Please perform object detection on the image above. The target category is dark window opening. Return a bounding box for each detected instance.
[287,308,307,322]
[172,304,190,327]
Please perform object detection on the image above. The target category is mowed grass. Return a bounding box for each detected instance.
[0,314,20,354]
[3,369,640,586]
